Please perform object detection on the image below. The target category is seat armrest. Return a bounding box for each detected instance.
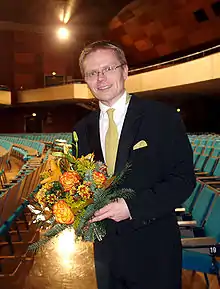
[175,208,186,213]
[195,172,209,175]
[178,220,197,227]
[182,237,217,248]
[197,176,219,180]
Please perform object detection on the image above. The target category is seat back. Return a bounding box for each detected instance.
[191,185,215,227]
[204,193,220,241]
[195,155,208,171]
[212,160,220,177]
[183,181,202,213]
[203,156,218,175]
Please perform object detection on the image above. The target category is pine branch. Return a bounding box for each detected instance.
[28,237,52,253]
[28,223,70,252]
[43,223,70,237]
[108,162,132,190]
[75,187,135,241]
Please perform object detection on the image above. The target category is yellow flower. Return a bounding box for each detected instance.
[84,153,94,162]
[77,185,91,200]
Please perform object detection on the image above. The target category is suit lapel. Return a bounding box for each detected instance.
[115,95,145,174]
[86,96,145,174]
[87,111,104,163]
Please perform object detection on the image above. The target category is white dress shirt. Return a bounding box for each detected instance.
[99,91,130,162]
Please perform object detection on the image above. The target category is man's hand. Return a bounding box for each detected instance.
[90,198,131,223]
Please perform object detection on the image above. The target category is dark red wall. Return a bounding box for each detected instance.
[0,30,76,101]
[0,31,14,90]
[0,103,89,134]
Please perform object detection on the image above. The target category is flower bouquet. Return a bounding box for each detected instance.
[27,132,134,252]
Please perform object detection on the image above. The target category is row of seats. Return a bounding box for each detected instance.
[0,137,45,163]
[180,133,220,287]
[0,133,72,145]
[3,132,220,148]
[0,140,12,152]
[0,151,50,284]
[190,133,219,189]
[0,137,50,284]
[180,183,220,287]
[0,136,45,157]
[0,140,12,188]
[0,132,219,286]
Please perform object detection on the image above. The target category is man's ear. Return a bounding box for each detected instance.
[123,64,129,80]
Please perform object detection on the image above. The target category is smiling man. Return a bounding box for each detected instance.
[73,40,196,289]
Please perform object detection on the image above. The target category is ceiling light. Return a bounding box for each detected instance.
[57,27,69,40]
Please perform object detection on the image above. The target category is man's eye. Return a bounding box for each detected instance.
[105,66,113,72]
[87,71,97,77]
[91,71,97,76]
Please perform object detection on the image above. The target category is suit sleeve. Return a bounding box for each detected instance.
[126,112,196,226]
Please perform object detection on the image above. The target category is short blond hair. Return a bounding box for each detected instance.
[79,40,127,77]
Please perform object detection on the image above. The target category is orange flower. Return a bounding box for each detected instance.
[77,185,92,200]
[60,171,81,192]
[53,200,74,224]
[93,171,106,188]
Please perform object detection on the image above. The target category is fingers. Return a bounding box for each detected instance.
[90,211,112,222]
[94,204,111,217]
[89,199,131,223]
[89,204,113,222]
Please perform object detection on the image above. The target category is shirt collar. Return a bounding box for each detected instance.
[99,91,128,115]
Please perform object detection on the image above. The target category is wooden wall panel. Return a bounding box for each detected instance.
[0,31,14,89]
[0,29,72,93]
[14,74,36,90]
[108,0,220,66]
[14,53,35,64]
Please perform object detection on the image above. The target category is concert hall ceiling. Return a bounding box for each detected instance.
[0,0,220,67]
[108,0,220,66]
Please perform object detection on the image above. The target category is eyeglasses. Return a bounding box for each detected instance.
[85,64,124,80]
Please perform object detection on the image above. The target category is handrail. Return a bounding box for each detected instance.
[49,43,220,84]
[128,44,220,75]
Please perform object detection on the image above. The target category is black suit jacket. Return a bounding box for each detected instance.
[73,95,195,230]
[72,95,196,287]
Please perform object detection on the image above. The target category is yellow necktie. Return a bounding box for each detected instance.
[105,108,118,176]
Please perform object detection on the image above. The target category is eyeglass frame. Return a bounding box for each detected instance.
[84,63,125,80]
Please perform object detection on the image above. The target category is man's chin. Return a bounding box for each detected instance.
[96,92,113,100]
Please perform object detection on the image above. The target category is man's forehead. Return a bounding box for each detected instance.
[83,49,118,67]
[86,48,116,59]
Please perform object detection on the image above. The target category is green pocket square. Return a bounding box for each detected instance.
[133,140,148,150]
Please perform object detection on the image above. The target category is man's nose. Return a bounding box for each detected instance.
[97,70,106,80]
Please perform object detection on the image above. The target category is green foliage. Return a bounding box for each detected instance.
[65,193,91,214]
[73,159,95,177]
[28,223,70,253]
[75,186,135,242]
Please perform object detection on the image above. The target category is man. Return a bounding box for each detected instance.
[73,40,196,289]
